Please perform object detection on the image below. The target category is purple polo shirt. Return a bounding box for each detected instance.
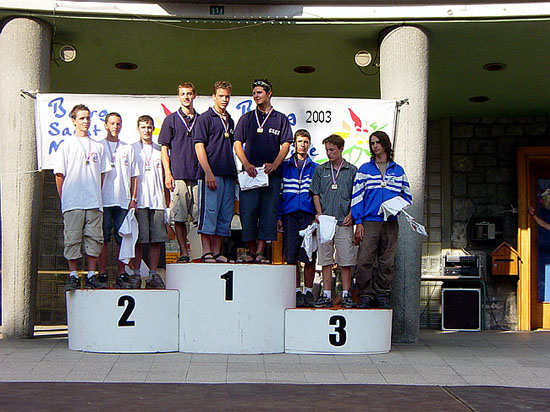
[234,108,293,177]
[193,107,237,178]
[158,108,200,180]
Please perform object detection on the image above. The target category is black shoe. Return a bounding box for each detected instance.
[85,275,108,289]
[341,293,357,308]
[115,274,132,289]
[98,272,109,284]
[375,294,391,309]
[145,274,165,289]
[359,295,374,309]
[313,294,333,308]
[64,276,80,292]
[303,291,315,307]
[296,291,305,307]
[128,274,142,289]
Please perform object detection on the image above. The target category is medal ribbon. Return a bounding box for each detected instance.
[76,135,92,164]
[106,140,119,164]
[217,111,230,135]
[293,155,306,187]
[141,142,153,168]
[255,107,274,130]
[176,109,196,135]
[330,159,345,186]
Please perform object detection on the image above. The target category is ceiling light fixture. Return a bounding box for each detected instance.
[469,96,490,103]
[115,62,138,70]
[59,45,77,62]
[354,50,372,67]
[483,63,507,71]
[293,66,315,74]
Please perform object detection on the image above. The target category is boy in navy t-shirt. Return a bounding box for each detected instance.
[234,79,293,263]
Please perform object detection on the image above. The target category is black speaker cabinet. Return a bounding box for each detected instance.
[442,288,481,331]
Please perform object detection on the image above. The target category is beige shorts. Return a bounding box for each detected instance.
[63,208,103,260]
[171,179,198,224]
[317,225,357,267]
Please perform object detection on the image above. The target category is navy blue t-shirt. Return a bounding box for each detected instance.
[158,108,200,180]
[193,107,237,178]
[234,108,293,177]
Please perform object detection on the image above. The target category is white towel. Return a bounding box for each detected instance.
[378,196,411,221]
[238,166,269,191]
[299,222,319,261]
[118,208,139,264]
[318,215,337,244]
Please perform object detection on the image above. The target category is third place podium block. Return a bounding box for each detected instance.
[166,263,295,354]
[285,308,392,354]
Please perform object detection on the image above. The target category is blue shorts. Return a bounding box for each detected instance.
[281,211,316,264]
[197,176,235,237]
[239,175,281,242]
[103,206,127,244]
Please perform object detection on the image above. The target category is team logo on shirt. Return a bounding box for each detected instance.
[122,154,129,167]
[155,159,162,169]
[90,152,99,163]
[268,128,280,136]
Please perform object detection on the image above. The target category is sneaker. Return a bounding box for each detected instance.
[115,274,132,289]
[341,293,357,308]
[359,295,374,309]
[376,294,391,309]
[64,276,80,292]
[84,275,108,289]
[296,291,305,307]
[146,273,165,289]
[303,291,315,308]
[313,293,333,308]
[128,274,142,289]
[98,272,108,284]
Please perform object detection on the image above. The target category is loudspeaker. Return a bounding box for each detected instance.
[442,288,481,331]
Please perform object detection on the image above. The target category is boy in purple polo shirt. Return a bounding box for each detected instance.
[234,79,293,263]
[159,82,200,263]
[194,81,237,263]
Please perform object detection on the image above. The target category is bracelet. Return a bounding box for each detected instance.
[131,197,137,202]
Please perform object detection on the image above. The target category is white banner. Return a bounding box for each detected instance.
[35,93,396,170]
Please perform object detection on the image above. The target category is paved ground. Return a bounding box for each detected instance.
[0,328,549,411]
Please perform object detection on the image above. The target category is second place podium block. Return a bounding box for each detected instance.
[166,263,295,354]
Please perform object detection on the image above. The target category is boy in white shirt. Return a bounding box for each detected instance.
[98,112,140,288]
[54,104,111,291]
[133,115,169,289]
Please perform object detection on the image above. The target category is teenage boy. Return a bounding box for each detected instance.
[133,115,169,289]
[234,79,293,263]
[309,134,357,308]
[351,131,412,309]
[194,81,237,263]
[98,113,139,288]
[159,82,200,263]
[54,104,111,291]
[277,129,318,307]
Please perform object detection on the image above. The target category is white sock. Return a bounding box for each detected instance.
[323,290,331,299]
[69,271,78,279]
[296,288,302,293]
[342,290,349,297]
[87,271,95,279]
[133,269,140,276]
[305,287,313,294]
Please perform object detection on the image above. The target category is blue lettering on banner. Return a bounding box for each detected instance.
[99,110,108,122]
[62,128,72,136]
[48,122,60,136]
[309,147,318,158]
[287,113,296,126]
[49,139,64,154]
[236,100,253,115]
[48,97,66,118]
[91,124,102,136]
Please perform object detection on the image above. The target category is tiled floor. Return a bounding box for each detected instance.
[1,328,549,387]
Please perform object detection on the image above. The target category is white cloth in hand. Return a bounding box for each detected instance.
[378,196,411,221]
[299,222,319,261]
[318,215,337,244]
[118,208,139,264]
[238,166,269,191]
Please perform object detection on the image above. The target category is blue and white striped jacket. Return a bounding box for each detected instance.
[351,158,412,223]
[278,155,318,217]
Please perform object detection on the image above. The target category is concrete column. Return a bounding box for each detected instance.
[0,18,51,338]
[379,25,429,343]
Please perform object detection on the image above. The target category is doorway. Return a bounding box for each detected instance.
[517,147,550,330]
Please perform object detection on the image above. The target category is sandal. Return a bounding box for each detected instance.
[213,253,235,264]
[237,251,256,264]
[201,252,216,263]
[255,253,271,264]
[176,255,191,263]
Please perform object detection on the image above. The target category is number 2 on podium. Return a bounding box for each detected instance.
[220,270,234,301]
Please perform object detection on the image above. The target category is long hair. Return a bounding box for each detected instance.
[369,131,393,162]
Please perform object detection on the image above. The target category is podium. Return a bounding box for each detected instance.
[166,263,295,354]
[66,290,179,353]
[285,308,392,354]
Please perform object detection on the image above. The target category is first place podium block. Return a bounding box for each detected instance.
[166,263,295,354]
[285,308,392,354]
[66,290,180,353]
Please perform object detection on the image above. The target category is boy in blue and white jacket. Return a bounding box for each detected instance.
[351,131,412,309]
[277,129,318,307]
